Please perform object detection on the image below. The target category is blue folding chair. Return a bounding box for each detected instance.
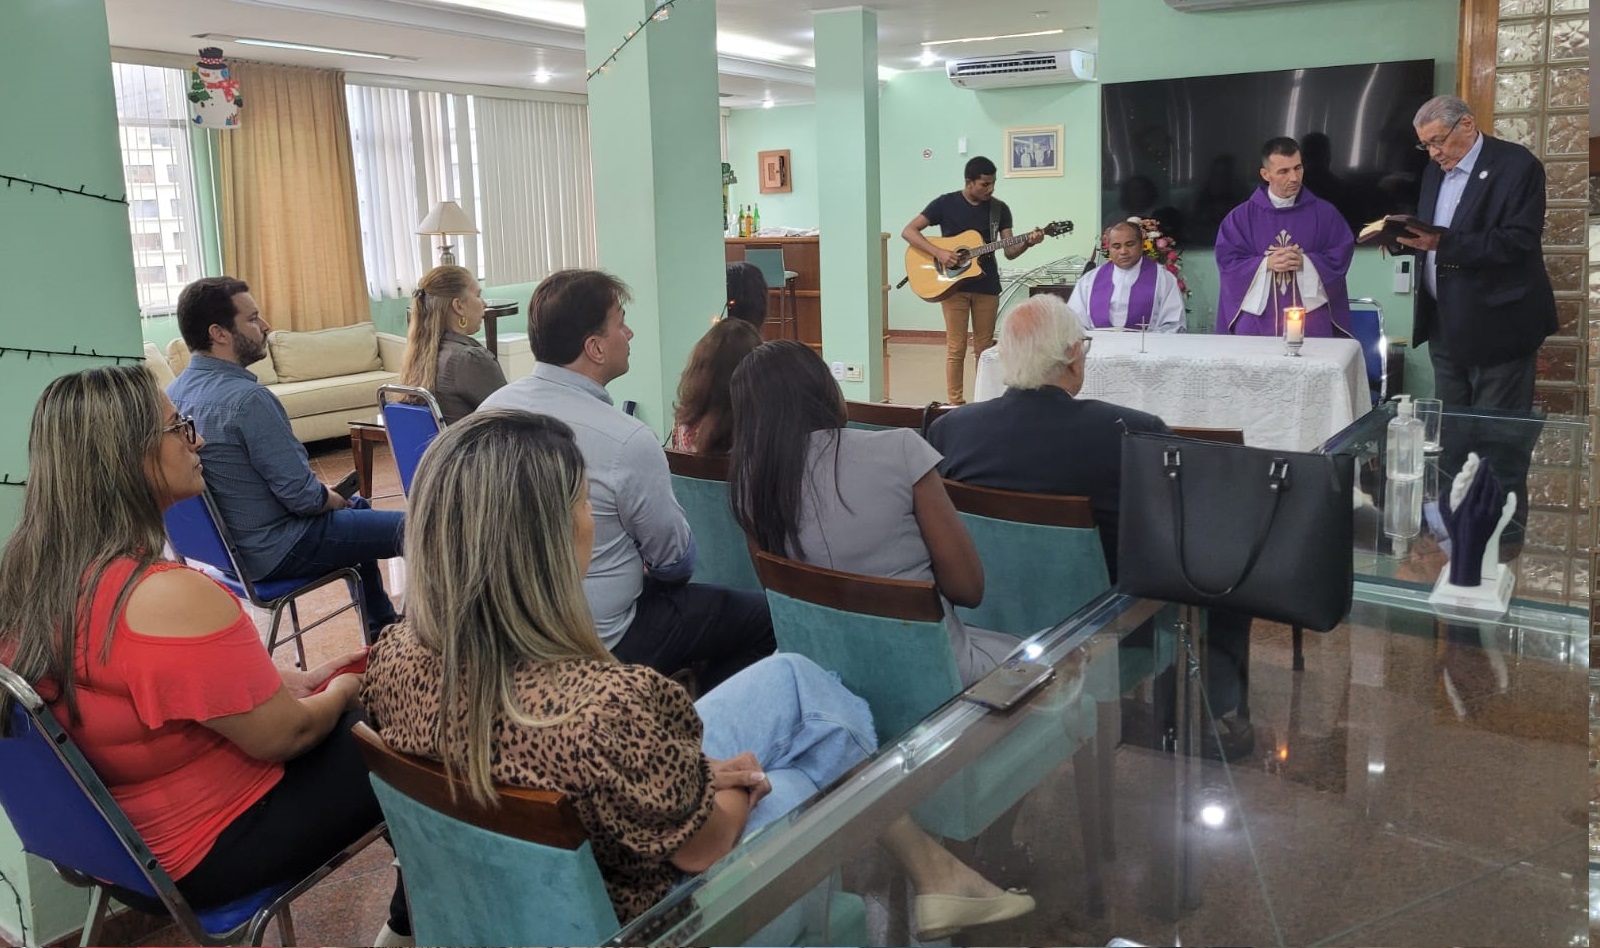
[163,490,367,668]
[1348,297,1387,405]
[0,664,383,946]
[377,384,445,497]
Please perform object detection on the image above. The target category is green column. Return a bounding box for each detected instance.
[584,0,724,432]
[813,9,883,401]
[0,1,143,941]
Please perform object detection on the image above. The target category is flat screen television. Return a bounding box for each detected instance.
[1100,60,1436,246]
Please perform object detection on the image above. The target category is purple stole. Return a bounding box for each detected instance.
[1088,259,1157,329]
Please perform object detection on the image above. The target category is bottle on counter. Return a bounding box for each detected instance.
[1383,395,1424,540]
[752,203,761,234]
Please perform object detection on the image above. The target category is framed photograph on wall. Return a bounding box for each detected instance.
[1004,126,1064,178]
[758,149,792,193]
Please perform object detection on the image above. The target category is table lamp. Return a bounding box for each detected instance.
[416,200,478,267]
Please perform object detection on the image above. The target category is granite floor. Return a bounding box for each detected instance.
[20,340,1591,947]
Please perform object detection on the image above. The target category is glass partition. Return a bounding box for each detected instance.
[614,580,1587,947]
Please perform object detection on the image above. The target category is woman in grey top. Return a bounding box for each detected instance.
[727,341,1012,685]
[399,265,507,425]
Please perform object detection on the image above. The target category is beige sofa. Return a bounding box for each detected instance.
[146,322,406,443]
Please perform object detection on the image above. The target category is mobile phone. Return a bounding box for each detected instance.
[622,400,639,417]
[961,656,1056,712]
[332,470,360,500]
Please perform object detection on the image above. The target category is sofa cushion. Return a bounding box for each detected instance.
[143,343,176,389]
[269,324,382,383]
[269,370,398,419]
[164,337,277,385]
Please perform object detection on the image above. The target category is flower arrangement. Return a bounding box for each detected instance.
[1101,216,1190,297]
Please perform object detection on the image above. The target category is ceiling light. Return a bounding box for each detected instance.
[533,68,552,83]
[762,97,775,109]
[425,0,585,28]
[921,28,1065,47]
[194,33,414,61]
[919,48,940,67]
[877,65,901,81]
[718,33,802,62]
[1199,804,1227,828]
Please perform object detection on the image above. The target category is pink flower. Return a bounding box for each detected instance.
[1167,252,1178,262]
[1157,238,1170,249]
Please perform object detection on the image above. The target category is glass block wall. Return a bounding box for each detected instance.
[1491,0,1591,621]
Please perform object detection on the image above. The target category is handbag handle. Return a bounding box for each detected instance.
[1163,445,1291,598]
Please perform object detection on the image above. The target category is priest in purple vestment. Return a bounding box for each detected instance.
[1215,137,1354,338]
[1066,221,1186,333]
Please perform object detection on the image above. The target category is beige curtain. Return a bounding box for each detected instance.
[219,61,368,331]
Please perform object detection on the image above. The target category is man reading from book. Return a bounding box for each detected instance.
[1396,95,1555,412]
[1214,137,1354,338]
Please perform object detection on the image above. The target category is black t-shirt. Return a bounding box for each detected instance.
[920,191,1014,296]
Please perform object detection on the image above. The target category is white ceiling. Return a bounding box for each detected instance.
[104,0,1099,108]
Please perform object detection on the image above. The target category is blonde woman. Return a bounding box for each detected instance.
[398,265,506,424]
[361,410,1033,939]
[0,365,411,946]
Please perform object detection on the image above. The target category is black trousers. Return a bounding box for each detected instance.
[612,578,776,692]
[177,711,408,931]
[1430,351,1536,412]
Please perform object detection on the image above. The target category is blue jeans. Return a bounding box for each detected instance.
[263,496,404,638]
[695,653,878,834]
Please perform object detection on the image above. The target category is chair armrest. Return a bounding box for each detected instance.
[377,332,408,372]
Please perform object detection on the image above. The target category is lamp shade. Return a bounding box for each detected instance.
[416,200,478,236]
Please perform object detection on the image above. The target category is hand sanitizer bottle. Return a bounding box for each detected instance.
[1384,395,1424,540]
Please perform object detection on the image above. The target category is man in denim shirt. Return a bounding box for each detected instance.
[167,277,403,640]
[480,269,773,691]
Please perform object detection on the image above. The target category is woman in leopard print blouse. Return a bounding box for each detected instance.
[361,410,1034,938]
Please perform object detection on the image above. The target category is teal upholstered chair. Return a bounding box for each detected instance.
[844,400,950,434]
[753,552,1106,910]
[665,449,759,592]
[353,723,621,947]
[942,481,1111,638]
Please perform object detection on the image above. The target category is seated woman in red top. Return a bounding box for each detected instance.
[0,365,410,947]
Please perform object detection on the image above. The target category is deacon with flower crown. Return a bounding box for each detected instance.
[1066,219,1186,332]
[1215,136,1354,337]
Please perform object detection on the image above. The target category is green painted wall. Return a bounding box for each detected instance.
[0,0,145,940]
[727,0,1459,393]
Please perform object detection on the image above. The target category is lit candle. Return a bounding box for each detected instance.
[1284,306,1305,344]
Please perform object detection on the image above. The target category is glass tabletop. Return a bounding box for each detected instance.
[613,584,1588,948]
[1321,403,1590,614]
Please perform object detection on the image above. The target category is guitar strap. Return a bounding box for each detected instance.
[989,200,1000,243]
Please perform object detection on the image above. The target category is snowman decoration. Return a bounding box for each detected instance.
[189,47,242,129]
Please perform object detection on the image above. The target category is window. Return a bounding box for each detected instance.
[113,62,208,317]
[345,83,595,298]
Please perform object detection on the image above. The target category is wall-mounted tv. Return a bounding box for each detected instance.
[1101,60,1436,247]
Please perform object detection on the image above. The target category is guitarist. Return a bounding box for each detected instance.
[902,156,1044,404]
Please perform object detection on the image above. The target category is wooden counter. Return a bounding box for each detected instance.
[725,235,891,358]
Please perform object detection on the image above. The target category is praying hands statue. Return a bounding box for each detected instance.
[1437,452,1517,588]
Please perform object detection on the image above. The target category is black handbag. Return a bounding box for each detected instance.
[1117,430,1355,632]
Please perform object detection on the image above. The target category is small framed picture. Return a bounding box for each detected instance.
[1003,125,1064,178]
[758,149,792,194]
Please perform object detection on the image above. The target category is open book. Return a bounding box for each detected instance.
[1357,215,1447,246]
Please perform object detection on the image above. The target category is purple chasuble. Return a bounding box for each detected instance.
[1088,258,1158,329]
[1213,187,1354,338]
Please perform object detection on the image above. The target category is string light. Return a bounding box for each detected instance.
[1,172,127,206]
[586,0,683,81]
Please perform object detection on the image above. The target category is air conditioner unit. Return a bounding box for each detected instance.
[946,49,1096,90]
[1163,0,1335,11]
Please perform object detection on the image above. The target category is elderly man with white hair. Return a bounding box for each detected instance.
[928,293,1256,760]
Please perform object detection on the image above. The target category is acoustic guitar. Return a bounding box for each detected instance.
[905,220,1074,302]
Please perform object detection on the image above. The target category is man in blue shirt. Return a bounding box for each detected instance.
[167,277,403,641]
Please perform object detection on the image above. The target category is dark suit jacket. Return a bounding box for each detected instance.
[1413,133,1556,368]
[926,386,1170,583]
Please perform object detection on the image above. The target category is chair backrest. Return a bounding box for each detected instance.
[844,400,950,434]
[664,450,759,591]
[1347,297,1387,403]
[163,491,247,582]
[743,247,788,289]
[941,481,1110,636]
[753,552,962,744]
[1170,426,1245,446]
[378,384,445,497]
[0,665,199,924]
[352,723,621,946]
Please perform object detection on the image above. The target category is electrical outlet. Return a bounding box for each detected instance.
[843,364,864,383]
[1393,258,1413,294]
[830,360,845,381]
